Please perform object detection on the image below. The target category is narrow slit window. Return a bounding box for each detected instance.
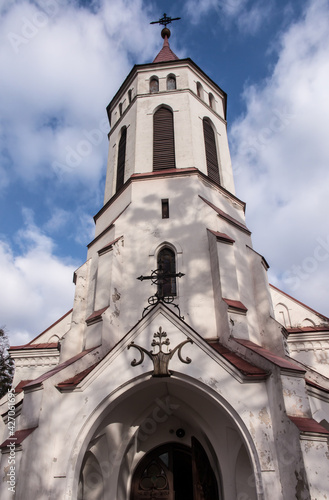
[209,93,215,110]
[162,199,169,219]
[157,247,176,297]
[197,82,203,99]
[116,126,127,191]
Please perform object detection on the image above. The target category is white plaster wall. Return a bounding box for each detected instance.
[281,375,312,418]
[308,390,329,428]
[10,309,270,499]
[299,436,329,499]
[270,285,329,328]
[65,168,288,350]
[288,340,329,377]
[3,306,324,499]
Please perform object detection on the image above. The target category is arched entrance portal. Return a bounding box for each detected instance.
[131,439,219,500]
[75,377,259,500]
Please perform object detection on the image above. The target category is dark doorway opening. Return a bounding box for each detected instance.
[131,439,219,500]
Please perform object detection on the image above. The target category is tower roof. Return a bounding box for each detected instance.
[153,29,179,63]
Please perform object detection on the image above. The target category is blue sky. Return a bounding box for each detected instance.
[1,0,329,346]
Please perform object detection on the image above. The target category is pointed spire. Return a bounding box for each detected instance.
[153,27,179,63]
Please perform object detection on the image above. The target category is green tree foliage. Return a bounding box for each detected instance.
[0,328,14,399]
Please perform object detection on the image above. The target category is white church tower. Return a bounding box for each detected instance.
[1,15,329,500]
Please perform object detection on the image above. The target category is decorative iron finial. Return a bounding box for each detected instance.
[128,327,193,377]
[150,13,181,28]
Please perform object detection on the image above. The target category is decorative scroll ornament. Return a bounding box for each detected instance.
[128,327,193,377]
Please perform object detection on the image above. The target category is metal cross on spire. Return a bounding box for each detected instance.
[150,13,181,28]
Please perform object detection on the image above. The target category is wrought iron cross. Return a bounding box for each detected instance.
[137,267,185,318]
[137,269,185,284]
[150,13,181,28]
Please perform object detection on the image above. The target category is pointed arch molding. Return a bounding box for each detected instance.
[149,240,183,257]
[149,242,183,299]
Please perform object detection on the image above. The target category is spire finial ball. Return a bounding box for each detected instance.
[161,27,171,39]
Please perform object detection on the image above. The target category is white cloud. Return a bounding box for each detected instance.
[43,207,71,233]
[185,0,271,34]
[0,210,77,346]
[0,0,158,189]
[230,0,329,316]
[0,0,162,345]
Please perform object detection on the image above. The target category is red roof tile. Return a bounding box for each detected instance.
[286,326,329,333]
[199,196,251,235]
[208,341,267,379]
[306,378,329,394]
[131,167,197,179]
[10,342,59,351]
[235,338,306,373]
[98,236,123,255]
[56,362,100,389]
[86,307,108,324]
[289,416,329,434]
[207,229,235,244]
[223,298,248,313]
[14,380,32,394]
[0,427,37,449]
[23,348,97,390]
[153,35,179,63]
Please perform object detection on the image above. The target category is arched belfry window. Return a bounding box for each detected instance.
[150,76,159,93]
[116,126,127,191]
[167,74,176,90]
[203,118,220,185]
[157,247,176,298]
[153,107,176,171]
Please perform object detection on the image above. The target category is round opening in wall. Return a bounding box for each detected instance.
[176,428,185,438]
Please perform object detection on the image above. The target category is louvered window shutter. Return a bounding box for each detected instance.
[203,118,220,184]
[116,127,127,191]
[153,107,176,171]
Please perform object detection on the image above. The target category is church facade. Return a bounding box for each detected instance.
[1,24,329,500]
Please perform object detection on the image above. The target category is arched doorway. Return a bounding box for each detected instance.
[131,439,219,500]
[73,376,260,500]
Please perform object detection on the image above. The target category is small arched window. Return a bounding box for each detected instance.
[167,74,176,90]
[197,82,203,99]
[150,77,159,93]
[209,93,215,110]
[157,247,176,298]
[153,107,176,171]
[116,126,127,191]
[128,89,133,104]
[203,118,220,185]
[119,103,123,116]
